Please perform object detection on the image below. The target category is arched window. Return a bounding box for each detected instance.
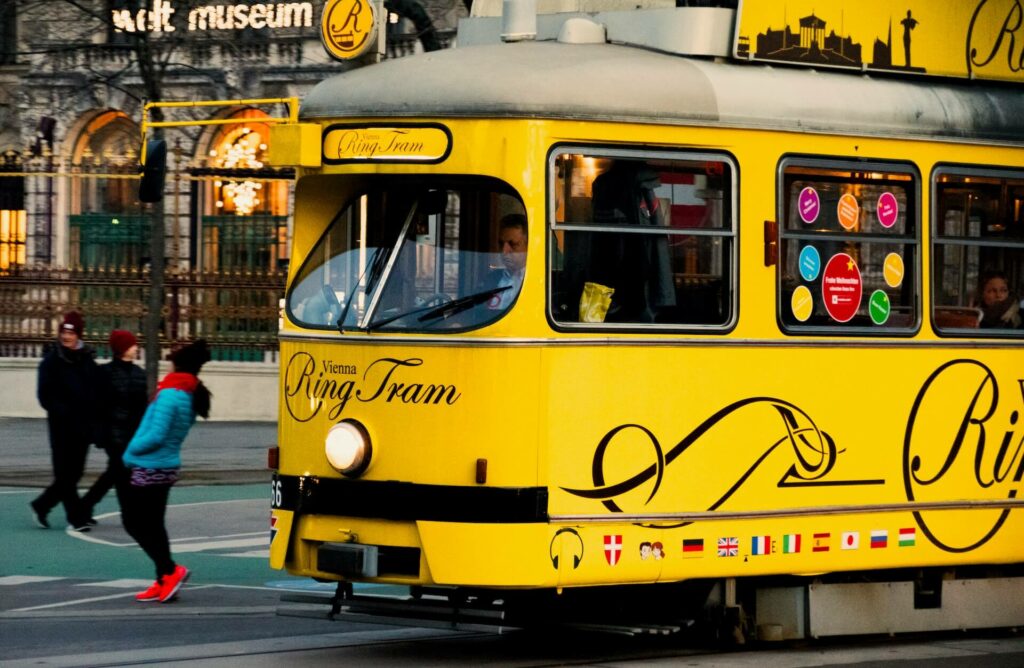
[68,110,144,269]
[199,109,288,271]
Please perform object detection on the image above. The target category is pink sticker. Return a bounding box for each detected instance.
[877,192,898,228]
[822,253,862,323]
[798,187,820,224]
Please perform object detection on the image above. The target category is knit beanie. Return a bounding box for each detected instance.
[169,339,211,375]
[61,311,84,337]
[109,330,138,357]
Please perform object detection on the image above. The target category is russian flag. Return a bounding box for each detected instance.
[870,530,888,548]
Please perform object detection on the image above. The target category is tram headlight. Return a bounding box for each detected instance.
[324,419,372,477]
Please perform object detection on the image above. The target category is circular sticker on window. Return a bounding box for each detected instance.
[869,290,891,325]
[791,285,813,322]
[822,253,862,323]
[877,192,899,228]
[883,252,905,287]
[799,245,821,281]
[837,193,860,230]
[798,187,820,224]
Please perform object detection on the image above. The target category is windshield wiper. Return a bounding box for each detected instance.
[366,285,512,331]
[336,248,389,332]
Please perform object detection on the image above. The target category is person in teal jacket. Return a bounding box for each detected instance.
[120,339,212,603]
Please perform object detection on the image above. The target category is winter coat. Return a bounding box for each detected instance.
[123,373,199,471]
[37,340,100,434]
[98,358,148,453]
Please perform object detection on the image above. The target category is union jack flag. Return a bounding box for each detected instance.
[717,537,739,557]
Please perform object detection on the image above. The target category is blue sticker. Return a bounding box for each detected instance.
[799,245,821,282]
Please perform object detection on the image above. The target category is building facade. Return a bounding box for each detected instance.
[0,0,462,360]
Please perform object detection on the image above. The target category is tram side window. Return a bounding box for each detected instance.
[778,163,919,333]
[549,151,735,329]
[933,169,1024,335]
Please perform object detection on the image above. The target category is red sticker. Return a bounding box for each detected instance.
[822,253,862,323]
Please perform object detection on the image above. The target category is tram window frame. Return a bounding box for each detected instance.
[777,157,921,336]
[546,146,739,333]
[931,165,1024,338]
[284,175,529,334]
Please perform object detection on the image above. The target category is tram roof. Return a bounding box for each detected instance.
[301,40,1024,146]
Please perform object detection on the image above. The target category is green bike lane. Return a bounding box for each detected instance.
[1,484,277,585]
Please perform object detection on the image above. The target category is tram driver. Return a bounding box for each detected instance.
[485,213,528,311]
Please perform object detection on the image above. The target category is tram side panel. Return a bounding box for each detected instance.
[543,344,1024,585]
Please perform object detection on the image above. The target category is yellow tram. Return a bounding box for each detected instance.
[267,0,1024,636]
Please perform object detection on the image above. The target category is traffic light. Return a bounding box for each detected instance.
[138,139,167,203]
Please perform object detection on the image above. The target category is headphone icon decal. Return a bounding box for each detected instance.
[549,527,584,570]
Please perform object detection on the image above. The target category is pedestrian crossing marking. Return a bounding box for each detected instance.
[0,576,64,585]
[75,579,153,589]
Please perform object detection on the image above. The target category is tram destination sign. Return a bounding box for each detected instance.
[321,124,452,164]
[734,0,1024,84]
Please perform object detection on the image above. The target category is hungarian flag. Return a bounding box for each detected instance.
[898,527,916,547]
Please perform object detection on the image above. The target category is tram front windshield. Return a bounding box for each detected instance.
[287,177,527,332]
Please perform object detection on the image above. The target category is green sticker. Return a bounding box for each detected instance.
[869,290,890,325]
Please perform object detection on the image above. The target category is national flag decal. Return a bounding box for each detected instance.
[750,535,771,555]
[604,534,623,565]
[717,537,739,557]
[812,532,831,552]
[682,538,705,557]
[782,534,801,554]
[270,513,278,545]
[870,530,888,548]
[841,531,860,550]
[898,527,916,547]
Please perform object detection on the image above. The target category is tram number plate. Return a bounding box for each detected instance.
[271,474,298,510]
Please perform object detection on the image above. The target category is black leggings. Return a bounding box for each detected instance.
[118,476,177,580]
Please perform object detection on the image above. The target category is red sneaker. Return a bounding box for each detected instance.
[158,565,190,603]
[135,579,163,602]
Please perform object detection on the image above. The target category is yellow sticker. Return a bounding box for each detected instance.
[321,0,376,61]
[883,253,905,287]
[791,285,813,322]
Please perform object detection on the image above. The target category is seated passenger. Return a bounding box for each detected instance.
[977,270,1021,329]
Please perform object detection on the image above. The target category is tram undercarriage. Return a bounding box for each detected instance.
[278,566,1024,640]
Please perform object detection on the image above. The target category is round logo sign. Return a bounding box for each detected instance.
[877,192,899,228]
[821,253,862,323]
[883,252,905,287]
[791,285,813,322]
[799,245,821,281]
[869,290,891,325]
[837,193,860,230]
[798,187,820,224]
[321,0,377,61]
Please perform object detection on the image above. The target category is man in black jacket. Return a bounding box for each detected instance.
[82,330,147,521]
[31,311,100,532]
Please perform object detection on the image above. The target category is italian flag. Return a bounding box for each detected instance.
[782,534,801,553]
[898,527,916,547]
